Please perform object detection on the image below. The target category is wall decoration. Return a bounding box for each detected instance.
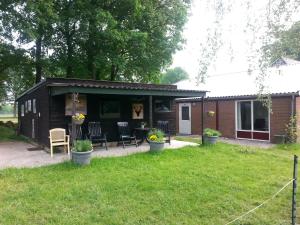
[65,94,87,115]
[132,103,144,119]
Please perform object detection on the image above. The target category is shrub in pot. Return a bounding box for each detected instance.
[203,128,221,144]
[71,140,93,165]
[147,129,165,152]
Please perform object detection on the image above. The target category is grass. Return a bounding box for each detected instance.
[0,125,27,142]
[1,142,300,225]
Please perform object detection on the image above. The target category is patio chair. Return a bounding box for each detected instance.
[68,123,83,142]
[88,122,108,150]
[49,128,70,157]
[157,121,171,144]
[117,122,138,148]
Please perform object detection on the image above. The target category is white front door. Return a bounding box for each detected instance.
[179,103,191,134]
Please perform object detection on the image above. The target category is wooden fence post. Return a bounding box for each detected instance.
[292,155,298,225]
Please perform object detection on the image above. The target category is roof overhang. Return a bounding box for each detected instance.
[50,86,206,98]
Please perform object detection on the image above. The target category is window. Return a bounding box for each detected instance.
[181,106,190,120]
[21,105,24,117]
[25,101,28,113]
[100,101,120,118]
[253,101,269,131]
[28,100,32,112]
[237,101,251,130]
[237,100,269,131]
[33,99,36,113]
[154,99,171,112]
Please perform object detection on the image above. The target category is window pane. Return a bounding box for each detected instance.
[181,106,189,120]
[253,101,269,131]
[155,99,171,112]
[237,101,251,130]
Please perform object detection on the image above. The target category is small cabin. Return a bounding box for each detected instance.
[16,78,206,147]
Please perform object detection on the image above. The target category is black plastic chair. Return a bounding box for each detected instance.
[157,121,171,144]
[117,122,137,148]
[88,122,108,150]
[68,123,83,142]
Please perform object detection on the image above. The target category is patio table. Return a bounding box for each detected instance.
[134,127,150,145]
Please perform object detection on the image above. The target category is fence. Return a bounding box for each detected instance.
[224,155,298,225]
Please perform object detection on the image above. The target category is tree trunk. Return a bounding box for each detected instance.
[110,64,118,81]
[66,35,73,77]
[35,37,42,83]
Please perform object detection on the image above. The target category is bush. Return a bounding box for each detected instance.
[285,116,297,143]
[148,129,165,142]
[204,128,221,137]
[73,140,93,152]
[5,121,16,129]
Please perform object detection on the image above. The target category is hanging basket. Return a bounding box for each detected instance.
[73,119,84,125]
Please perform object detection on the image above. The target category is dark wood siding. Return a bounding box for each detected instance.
[17,85,50,146]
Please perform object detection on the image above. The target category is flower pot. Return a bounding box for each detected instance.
[203,136,218,144]
[149,141,164,152]
[73,119,84,125]
[141,125,145,129]
[71,150,93,165]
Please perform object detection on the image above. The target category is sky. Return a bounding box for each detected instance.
[171,0,300,95]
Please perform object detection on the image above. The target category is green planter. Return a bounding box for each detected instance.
[149,141,164,152]
[71,150,93,165]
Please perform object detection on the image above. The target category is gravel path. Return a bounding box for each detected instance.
[0,140,198,169]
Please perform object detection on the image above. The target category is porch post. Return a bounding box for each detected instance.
[71,93,77,144]
[201,96,205,144]
[149,95,153,128]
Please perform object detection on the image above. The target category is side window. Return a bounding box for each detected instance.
[21,105,24,117]
[25,101,28,113]
[33,99,36,113]
[28,100,32,112]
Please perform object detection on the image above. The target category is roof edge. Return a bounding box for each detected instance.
[176,91,300,102]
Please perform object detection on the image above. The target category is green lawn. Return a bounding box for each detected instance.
[0,143,299,224]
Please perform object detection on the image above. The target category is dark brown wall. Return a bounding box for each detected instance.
[270,97,293,142]
[18,85,50,146]
[217,100,236,138]
[177,97,293,142]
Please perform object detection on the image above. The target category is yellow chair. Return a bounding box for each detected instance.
[49,128,70,157]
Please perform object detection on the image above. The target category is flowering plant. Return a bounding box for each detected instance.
[147,129,164,143]
[72,113,85,121]
[207,111,215,117]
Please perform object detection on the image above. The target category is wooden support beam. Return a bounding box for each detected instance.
[149,95,153,128]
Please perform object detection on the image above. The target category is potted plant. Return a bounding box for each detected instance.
[147,129,165,152]
[207,110,215,117]
[72,113,85,125]
[141,121,147,129]
[71,140,93,165]
[203,128,221,144]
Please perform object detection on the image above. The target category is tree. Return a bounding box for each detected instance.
[263,21,300,63]
[160,67,189,84]
[0,0,191,84]
[1,0,56,83]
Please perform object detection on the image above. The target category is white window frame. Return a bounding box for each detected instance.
[33,99,36,113]
[235,100,270,141]
[21,104,24,117]
[25,101,28,113]
[28,100,32,112]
